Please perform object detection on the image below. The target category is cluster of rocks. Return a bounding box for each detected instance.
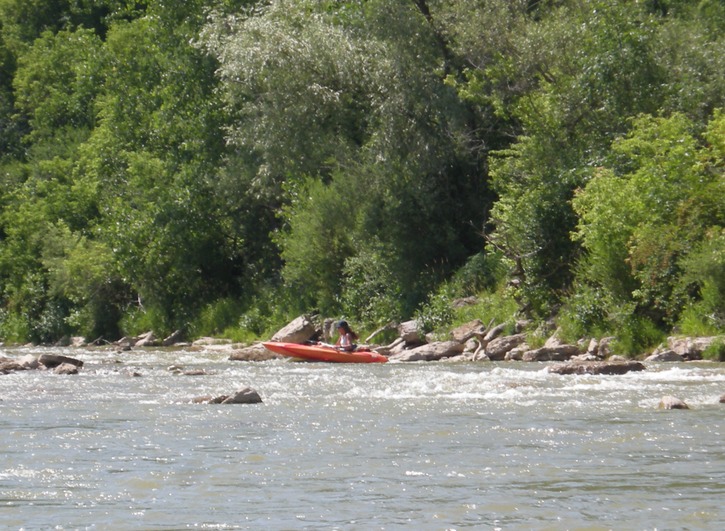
[1,353,84,375]
[233,314,724,370]
[191,387,262,404]
[1,352,263,405]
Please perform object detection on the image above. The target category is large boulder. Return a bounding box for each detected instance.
[193,387,263,404]
[548,360,646,375]
[659,396,689,410]
[668,336,722,360]
[645,349,684,362]
[271,315,317,344]
[449,319,486,344]
[485,334,526,361]
[192,337,232,347]
[483,323,506,343]
[390,341,464,362]
[398,320,424,345]
[134,331,158,347]
[54,363,79,375]
[38,354,84,369]
[229,343,282,361]
[221,387,263,404]
[0,354,39,372]
[375,337,406,357]
[1,359,26,373]
[522,344,580,362]
[162,329,184,347]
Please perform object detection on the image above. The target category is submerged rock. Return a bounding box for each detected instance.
[38,353,84,369]
[659,396,689,410]
[222,387,262,404]
[194,387,262,404]
[229,343,282,361]
[54,363,79,375]
[548,360,646,375]
[645,349,684,362]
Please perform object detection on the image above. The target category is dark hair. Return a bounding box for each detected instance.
[336,320,358,340]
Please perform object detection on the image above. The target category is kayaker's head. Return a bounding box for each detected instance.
[335,320,359,341]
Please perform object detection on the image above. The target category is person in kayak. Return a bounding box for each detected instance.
[334,320,359,352]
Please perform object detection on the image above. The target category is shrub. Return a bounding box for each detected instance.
[702,339,725,362]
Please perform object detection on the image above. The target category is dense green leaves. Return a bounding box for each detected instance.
[0,0,723,345]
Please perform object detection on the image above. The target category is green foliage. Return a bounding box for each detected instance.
[676,228,725,333]
[1,0,723,344]
[41,222,126,339]
[119,305,169,338]
[573,112,724,334]
[610,314,666,358]
[12,28,104,142]
[340,241,404,329]
[701,339,725,362]
[449,251,508,297]
[414,286,456,335]
[451,287,519,334]
[190,298,245,338]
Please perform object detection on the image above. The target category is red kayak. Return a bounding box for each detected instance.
[262,342,388,363]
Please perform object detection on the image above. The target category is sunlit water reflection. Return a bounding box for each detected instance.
[1,346,723,529]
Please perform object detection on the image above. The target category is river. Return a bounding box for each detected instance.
[1,346,724,530]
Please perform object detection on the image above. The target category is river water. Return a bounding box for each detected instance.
[1,346,723,530]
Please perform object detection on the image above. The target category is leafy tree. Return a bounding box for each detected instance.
[571,111,724,334]
[204,0,488,325]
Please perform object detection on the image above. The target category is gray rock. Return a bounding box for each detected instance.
[38,354,84,369]
[375,337,406,357]
[229,343,282,361]
[586,338,598,354]
[390,341,465,362]
[271,315,317,344]
[485,334,526,361]
[504,344,529,361]
[221,387,263,404]
[17,354,39,369]
[1,360,26,372]
[548,360,646,375]
[659,396,689,410]
[668,336,722,360]
[522,344,580,362]
[598,337,616,358]
[398,320,424,345]
[483,323,506,343]
[162,329,184,346]
[192,337,232,346]
[134,331,158,347]
[54,363,79,375]
[645,349,684,362]
[449,319,486,343]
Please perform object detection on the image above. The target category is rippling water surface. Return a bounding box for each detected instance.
[1,346,724,530]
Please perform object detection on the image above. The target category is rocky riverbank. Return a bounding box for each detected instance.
[230,314,724,365]
[3,314,724,408]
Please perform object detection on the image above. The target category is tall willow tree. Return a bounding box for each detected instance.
[202,0,490,325]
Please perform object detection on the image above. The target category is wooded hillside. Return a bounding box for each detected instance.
[1,0,723,351]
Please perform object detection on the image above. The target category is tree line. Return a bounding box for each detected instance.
[1,0,723,352]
